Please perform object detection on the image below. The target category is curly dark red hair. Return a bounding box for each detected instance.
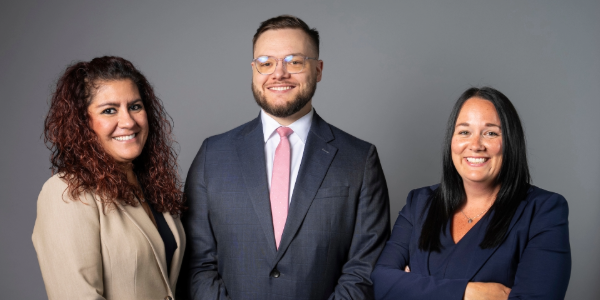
[44,56,184,215]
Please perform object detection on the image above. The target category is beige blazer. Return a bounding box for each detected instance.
[32,174,185,300]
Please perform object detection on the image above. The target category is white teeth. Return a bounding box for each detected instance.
[114,134,135,141]
[466,157,487,163]
[269,86,293,91]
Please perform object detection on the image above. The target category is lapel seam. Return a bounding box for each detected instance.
[117,202,172,295]
[235,120,278,258]
[466,201,528,280]
[162,212,182,286]
[272,118,338,265]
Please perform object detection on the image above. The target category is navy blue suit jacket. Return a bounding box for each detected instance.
[371,185,571,300]
[179,112,390,300]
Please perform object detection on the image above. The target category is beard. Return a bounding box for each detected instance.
[252,78,317,118]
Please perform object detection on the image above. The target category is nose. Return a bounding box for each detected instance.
[271,60,291,80]
[469,135,485,151]
[118,110,136,128]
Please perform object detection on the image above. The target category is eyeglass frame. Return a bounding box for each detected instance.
[252,55,319,75]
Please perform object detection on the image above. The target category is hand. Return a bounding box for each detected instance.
[404,265,410,272]
[464,282,511,300]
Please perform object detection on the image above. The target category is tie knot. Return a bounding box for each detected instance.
[276,126,294,138]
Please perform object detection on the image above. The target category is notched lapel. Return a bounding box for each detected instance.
[235,117,277,258]
[163,213,185,288]
[275,113,337,263]
[117,202,172,293]
[463,200,528,280]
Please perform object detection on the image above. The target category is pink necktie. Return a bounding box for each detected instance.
[270,126,293,249]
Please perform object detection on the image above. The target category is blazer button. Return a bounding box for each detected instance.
[270,269,281,278]
[164,296,172,300]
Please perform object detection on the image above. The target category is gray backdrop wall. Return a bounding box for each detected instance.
[1,0,598,299]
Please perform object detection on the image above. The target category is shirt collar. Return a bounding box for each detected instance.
[261,108,313,143]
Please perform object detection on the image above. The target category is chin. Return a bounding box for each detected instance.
[114,152,143,163]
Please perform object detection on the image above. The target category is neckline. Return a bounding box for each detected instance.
[449,210,491,245]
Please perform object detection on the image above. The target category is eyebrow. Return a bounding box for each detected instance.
[455,122,501,128]
[94,99,143,108]
[257,53,305,58]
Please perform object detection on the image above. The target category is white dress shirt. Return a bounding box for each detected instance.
[261,108,313,203]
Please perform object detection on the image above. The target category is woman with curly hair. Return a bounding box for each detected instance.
[32,56,185,300]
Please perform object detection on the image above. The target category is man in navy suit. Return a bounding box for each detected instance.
[179,15,390,300]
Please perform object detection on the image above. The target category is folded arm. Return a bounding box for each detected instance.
[371,189,468,300]
[508,193,571,299]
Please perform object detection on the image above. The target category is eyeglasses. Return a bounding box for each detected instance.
[252,55,318,75]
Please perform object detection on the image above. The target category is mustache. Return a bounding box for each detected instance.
[266,81,296,86]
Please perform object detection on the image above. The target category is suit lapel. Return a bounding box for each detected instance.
[117,202,172,293]
[163,213,185,289]
[275,112,337,263]
[235,116,278,258]
[463,200,528,280]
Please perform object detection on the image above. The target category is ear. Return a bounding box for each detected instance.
[316,60,323,82]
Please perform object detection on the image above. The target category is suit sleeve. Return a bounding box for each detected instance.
[371,189,468,300]
[329,145,391,300]
[177,140,231,300]
[32,177,107,300]
[508,193,571,300]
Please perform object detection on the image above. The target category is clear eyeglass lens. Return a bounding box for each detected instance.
[256,56,274,74]
[255,56,306,74]
[285,56,306,73]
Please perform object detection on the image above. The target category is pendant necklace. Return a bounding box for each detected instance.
[461,194,495,224]
[461,208,490,223]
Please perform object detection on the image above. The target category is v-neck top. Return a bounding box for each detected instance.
[428,212,492,279]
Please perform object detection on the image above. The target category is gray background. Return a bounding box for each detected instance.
[1,0,598,299]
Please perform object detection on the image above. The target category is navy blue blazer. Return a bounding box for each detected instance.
[372,185,571,300]
[179,112,390,300]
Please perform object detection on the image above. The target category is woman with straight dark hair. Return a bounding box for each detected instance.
[33,56,185,300]
[372,87,571,299]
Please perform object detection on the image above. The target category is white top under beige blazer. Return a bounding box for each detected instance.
[32,174,186,300]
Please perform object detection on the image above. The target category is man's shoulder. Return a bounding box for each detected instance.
[204,117,260,146]
[325,122,373,151]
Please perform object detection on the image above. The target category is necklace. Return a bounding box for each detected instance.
[460,194,495,224]
[461,208,490,223]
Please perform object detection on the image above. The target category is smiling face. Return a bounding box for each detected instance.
[451,97,503,188]
[252,28,323,124]
[87,79,149,164]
